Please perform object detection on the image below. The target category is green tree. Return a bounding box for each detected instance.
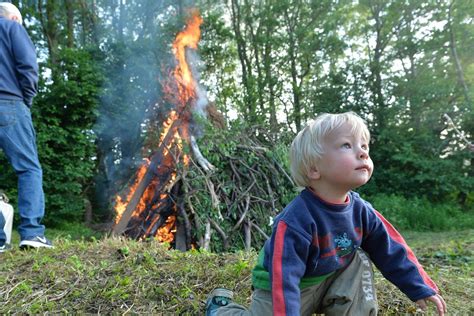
[358,0,473,204]
[34,48,103,224]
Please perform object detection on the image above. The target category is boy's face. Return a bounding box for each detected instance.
[309,122,373,195]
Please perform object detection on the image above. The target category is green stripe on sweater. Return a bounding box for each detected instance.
[252,249,334,291]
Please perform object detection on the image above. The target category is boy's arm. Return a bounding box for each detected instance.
[361,210,439,301]
[268,220,310,316]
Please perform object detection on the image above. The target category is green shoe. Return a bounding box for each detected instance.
[206,288,234,316]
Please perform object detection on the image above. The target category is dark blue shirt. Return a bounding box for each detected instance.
[258,189,438,315]
[0,16,38,106]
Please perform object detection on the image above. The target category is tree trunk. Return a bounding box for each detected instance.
[264,14,277,134]
[284,5,302,132]
[245,0,265,117]
[230,0,257,121]
[447,1,471,105]
[38,0,60,77]
[367,0,387,134]
[65,0,74,48]
[78,0,99,47]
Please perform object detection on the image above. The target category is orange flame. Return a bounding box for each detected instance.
[114,159,150,225]
[172,11,203,105]
[114,10,202,244]
[156,215,176,243]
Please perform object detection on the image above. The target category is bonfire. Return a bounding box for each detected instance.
[111,10,293,252]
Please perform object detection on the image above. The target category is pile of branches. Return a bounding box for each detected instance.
[112,104,296,252]
[180,125,295,252]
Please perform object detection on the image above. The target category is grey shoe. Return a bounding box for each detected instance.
[0,243,12,253]
[19,236,54,249]
[206,288,234,316]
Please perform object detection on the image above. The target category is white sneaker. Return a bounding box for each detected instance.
[0,243,12,253]
[19,236,54,249]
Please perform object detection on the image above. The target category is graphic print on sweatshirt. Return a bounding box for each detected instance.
[334,232,355,258]
[316,230,361,267]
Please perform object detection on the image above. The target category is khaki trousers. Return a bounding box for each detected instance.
[217,248,377,316]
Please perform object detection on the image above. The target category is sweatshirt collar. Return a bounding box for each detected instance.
[302,188,352,212]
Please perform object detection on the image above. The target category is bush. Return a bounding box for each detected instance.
[34,48,103,226]
[368,193,474,231]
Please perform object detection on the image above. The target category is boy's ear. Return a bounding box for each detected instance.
[308,167,321,180]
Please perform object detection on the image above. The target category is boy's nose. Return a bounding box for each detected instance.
[359,149,369,159]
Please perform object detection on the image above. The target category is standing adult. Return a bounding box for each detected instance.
[0,2,52,249]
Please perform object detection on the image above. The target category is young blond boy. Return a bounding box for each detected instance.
[206,112,446,316]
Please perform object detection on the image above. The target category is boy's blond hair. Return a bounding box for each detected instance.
[290,112,370,187]
[0,3,23,25]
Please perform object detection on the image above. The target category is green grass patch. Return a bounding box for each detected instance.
[370,194,474,231]
[8,222,104,247]
[0,230,472,314]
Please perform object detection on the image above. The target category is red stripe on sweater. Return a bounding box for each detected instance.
[321,248,337,258]
[272,221,287,316]
[374,210,439,293]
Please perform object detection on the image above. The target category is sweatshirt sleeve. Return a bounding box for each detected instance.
[269,220,310,316]
[11,23,38,106]
[361,209,439,301]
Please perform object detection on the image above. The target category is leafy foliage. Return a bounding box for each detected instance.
[33,48,103,225]
[4,0,471,232]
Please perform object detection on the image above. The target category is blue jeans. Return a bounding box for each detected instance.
[0,100,45,239]
[0,211,5,244]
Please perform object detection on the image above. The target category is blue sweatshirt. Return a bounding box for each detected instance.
[0,16,38,106]
[253,189,438,316]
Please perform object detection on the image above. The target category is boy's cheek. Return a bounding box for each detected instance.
[366,162,374,179]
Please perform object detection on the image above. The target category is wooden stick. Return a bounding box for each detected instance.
[203,220,211,251]
[209,218,229,250]
[236,145,268,152]
[443,114,474,151]
[244,221,251,251]
[251,221,269,240]
[232,196,250,231]
[112,97,194,236]
[190,135,215,172]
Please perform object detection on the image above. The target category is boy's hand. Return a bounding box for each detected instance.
[416,294,447,316]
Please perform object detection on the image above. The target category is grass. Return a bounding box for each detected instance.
[0,229,472,314]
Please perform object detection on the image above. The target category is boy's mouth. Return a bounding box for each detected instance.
[356,165,371,172]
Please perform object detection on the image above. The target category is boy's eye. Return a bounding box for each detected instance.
[362,144,369,150]
[342,143,351,149]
